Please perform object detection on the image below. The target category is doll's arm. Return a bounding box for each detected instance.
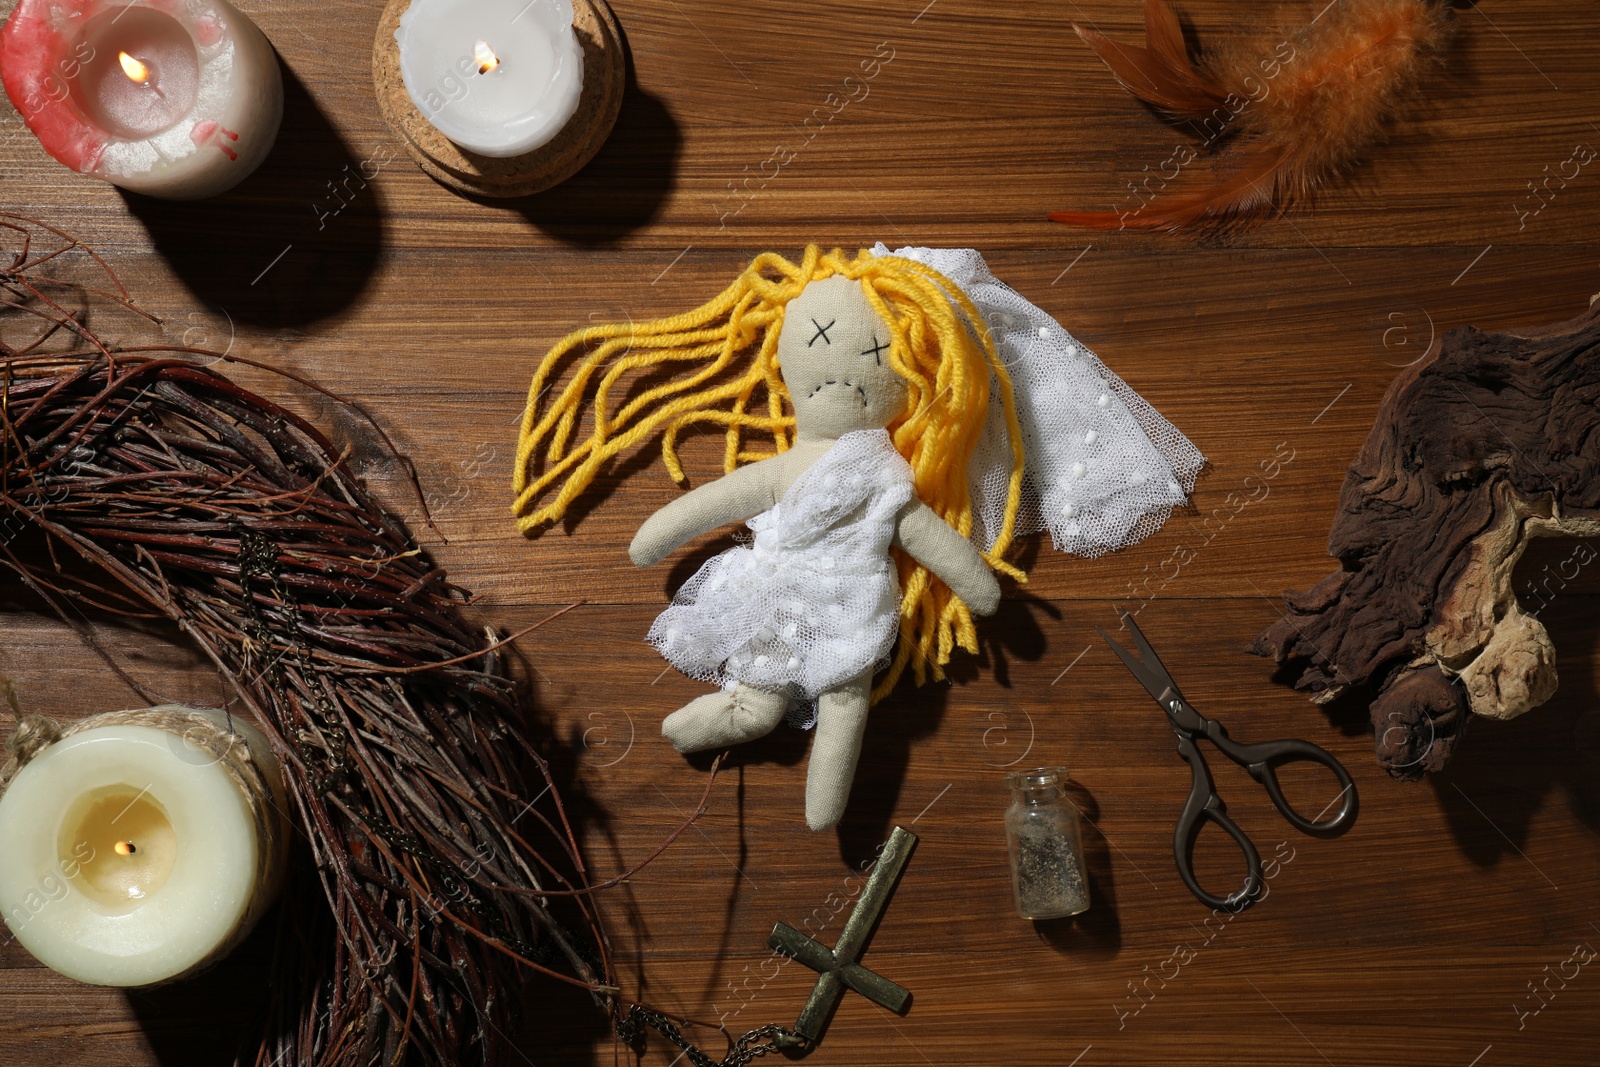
[630,460,784,567]
[894,500,1002,616]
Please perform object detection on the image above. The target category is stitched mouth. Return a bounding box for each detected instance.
[808,379,869,406]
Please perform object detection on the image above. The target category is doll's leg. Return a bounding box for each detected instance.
[804,669,873,832]
[662,684,788,753]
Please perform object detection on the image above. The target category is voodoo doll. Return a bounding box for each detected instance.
[514,245,1203,829]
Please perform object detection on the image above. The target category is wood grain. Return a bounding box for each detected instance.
[2,1,1599,1065]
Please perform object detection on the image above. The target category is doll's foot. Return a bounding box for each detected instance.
[804,671,872,831]
[662,684,788,754]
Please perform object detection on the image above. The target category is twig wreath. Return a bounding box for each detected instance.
[0,214,759,1067]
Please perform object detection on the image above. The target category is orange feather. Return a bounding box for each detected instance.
[1049,147,1284,232]
[1056,0,1454,234]
[1073,7,1225,118]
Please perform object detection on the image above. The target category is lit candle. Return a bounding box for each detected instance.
[0,706,289,987]
[0,0,283,199]
[395,0,583,158]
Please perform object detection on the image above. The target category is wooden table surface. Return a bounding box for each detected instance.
[3,1,1600,1064]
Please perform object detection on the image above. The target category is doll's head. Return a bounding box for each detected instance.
[776,275,907,439]
[513,245,1026,696]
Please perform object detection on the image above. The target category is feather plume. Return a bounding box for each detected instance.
[1052,0,1454,233]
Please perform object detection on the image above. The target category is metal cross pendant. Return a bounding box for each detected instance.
[767,826,918,1046]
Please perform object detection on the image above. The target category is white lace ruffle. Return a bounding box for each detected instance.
[872,244,1205,558]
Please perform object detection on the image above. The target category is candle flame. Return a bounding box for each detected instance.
[118,51,150,84]
[473,40,499,74]
[115,840,137,856]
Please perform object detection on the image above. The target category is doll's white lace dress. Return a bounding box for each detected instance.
[647,428,913,701]
[648,246,1205,714]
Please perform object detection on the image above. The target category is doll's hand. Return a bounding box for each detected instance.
[629,523,669,568]
[964,568,1002,617]
[895,501,1003,617]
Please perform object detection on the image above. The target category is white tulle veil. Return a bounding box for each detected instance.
[871,244,1205,558]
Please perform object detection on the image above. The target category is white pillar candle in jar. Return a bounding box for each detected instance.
[0,706,290,987]
[0,0,283,199]
[395,0,582,158]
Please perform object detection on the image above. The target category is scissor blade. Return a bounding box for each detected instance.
[1095,623,1175,704]
[1120,611,1174,683]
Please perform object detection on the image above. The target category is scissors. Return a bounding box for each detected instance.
[1096,612,1357,911]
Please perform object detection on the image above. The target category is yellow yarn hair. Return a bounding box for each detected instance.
[512,246,1026,701]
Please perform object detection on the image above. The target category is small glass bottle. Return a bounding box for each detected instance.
[1004,766,1091,920]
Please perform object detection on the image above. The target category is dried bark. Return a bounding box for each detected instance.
[1253,295,1600,778]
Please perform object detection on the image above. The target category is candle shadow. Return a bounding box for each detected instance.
[504,61,682,245]
[122,900,280,1067]
[118,60,385,328]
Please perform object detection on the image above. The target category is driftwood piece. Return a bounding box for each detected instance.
[1253,295,1600,778]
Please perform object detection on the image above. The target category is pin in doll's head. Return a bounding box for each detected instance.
[777,276,908,439]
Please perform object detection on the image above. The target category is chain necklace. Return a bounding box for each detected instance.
[617,1005,805,1067]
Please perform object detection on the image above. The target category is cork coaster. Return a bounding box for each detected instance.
[372,0,626,198]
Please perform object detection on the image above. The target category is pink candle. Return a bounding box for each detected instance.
[1,0,282,199]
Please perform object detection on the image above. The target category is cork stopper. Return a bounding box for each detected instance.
[372,0,626,198]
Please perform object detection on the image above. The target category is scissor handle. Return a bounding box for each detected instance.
[1210,730,1359,835]
[1173,733,1265,911]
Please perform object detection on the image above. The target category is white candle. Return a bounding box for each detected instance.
[0,0,283,199]
[395,0,582,158]
[0,706,289,987]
